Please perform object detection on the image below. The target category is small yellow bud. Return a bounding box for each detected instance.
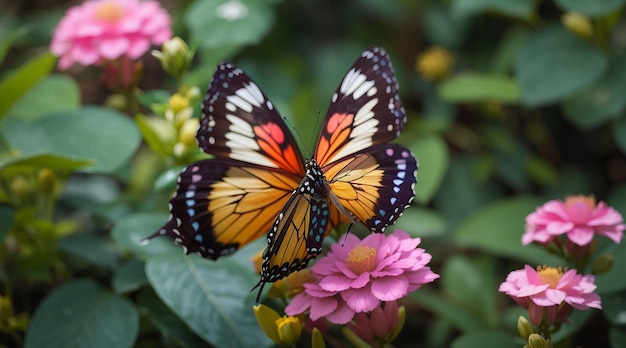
[562,12,594,39]
[517,316,534,340]
[592,254,614,275]
[528,333,547,348]
[276,316,302,346]
[38,168,56,194]
[416,46,455,81]
[311,327,326,348]
[253,304,282,345]
[169,94,189,114]
[152,36,191,79]
[178,118,199,145]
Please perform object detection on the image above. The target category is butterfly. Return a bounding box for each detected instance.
[148,47,418,300]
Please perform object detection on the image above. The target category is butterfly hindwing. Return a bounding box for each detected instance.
[149,159,299,259]
[198,63,304,175]
[323,144,418,233]
[315,47,407,167]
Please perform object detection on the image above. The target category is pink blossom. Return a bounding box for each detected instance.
[348,301,403,345]
[50,0,172,69]
[499,265,601,327]
[523,195,625,246]
[285,230,438,324]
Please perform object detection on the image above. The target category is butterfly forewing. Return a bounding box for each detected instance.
[198,63,305,175]
[315,47,407,167]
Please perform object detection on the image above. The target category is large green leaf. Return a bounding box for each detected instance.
[137,287,207,348]
[0,152,92,172]
[451,0,534,19]
[562,56,626,129]
[409,133,449,204]
[555,0,626,16]
[0,51,56,117]
[112,259,148,294]
[58,233,121,270]
[455,196,563,265]
[25,279,139,348]
[185,0,275,49]
[6,75,80,121]
[515,26,607,106]
[438,74,520,103]
[146,253,271,348]
[3,106,141,173]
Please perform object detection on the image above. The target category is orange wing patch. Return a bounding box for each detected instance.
[315,113,354,166]
[254,123,303,175]
[208,166,299,247]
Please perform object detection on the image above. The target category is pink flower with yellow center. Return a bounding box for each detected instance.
[285,230,438,324]
[50,0,172,69]
[499,265,601,327]
[523,195,624,246]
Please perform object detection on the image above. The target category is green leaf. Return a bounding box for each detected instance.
[112,259,148,294]
[154,165,184,192]
[0,51,56,117]
[555,0,626,16]
[135,114,175,156]
[438,73,520,103]
[441,255,499,329]
[110,213,177,259]
[613,115,626,155]
[562,56,626,129]
[58,233,121,270]
[0,28,25,66]
[394,206,446,238]
[3,106,141,173]
[455,196,564,264]
[595,241,626,293]
[411,287,486,333]
[185,0,275,50]
[451,0,535,19]
[423,1,470,48]
[409,134,449,203]
[450,331,518,348]
[0,153,92,172]
[136,89,171,108]
[602,292,626,326]
[146,253,271,348]
[25,279,139,348]
[137,287,207,348]
[610,326,626,348]
[515,26,607,106]
[6,75,80,121]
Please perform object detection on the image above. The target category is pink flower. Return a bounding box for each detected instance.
[285,230,438,324]
[499,265,601,327]
[50,0,172,69]
[523,195,625,246]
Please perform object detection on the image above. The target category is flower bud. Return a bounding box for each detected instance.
[168,93,189,114]
[178,118,199,146]
[253,304,282,345]
[38,168,56,194]
[517,316,534,340]
[415,46,455,81]
[592,254,614,275]
[562,12,594,39]
[152,36,192,79]
[276,316,302,346]
[528,333,547,348]
[311,327,326,348]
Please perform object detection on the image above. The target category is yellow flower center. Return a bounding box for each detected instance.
[536,266,564,288]
[565,194,596,209]
[346,245,377,274]
[94,1,124,23]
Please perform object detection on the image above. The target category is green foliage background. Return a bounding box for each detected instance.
[1,0,626,347]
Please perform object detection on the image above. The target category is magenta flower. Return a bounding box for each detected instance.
[523,195,625,247]
[499,265,601,328]
[50,0,172,69]
[285,230,438,324]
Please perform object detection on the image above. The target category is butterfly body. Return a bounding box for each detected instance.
[149,47,418,298]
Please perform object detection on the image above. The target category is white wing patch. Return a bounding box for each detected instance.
[224,114,278,168]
